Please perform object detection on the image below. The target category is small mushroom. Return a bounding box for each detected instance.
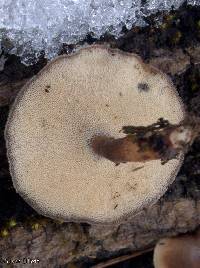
[153,230,200,268]
[5,46,189,224]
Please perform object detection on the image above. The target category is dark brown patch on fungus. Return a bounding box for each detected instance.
[45,85,51,93]
[138,82,150,92]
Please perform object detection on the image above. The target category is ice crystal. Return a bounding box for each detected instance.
[0,0,199,64]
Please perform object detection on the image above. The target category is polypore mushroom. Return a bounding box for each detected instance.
[5,45,187,224]
[153,230,200,268]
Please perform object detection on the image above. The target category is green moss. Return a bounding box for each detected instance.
[166,14,176,22]
[1,228,9,237]
[7,218,17,228]
[171,31,182,45]
[188,69,200,92]
[160,13,176,30]
[31,222,42,231]
[160,22,168,30]
[191,83,199,92]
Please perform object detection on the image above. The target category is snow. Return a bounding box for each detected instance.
[0,0,199,64]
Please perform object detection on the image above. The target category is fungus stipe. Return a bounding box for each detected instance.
[91,115,200,165]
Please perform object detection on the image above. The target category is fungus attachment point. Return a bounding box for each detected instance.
[6,46,187,224]
[91,116,199,165]
[91,135,160,165]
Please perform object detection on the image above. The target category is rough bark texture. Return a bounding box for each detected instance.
[0,5,200,268]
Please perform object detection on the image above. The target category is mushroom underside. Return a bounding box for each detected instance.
[5,46,185,224]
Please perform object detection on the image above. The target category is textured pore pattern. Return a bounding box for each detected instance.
[6,46,185,223]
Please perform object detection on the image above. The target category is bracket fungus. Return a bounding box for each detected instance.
[5,45,194,224]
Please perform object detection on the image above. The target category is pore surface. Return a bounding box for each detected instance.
[6,47,185,223]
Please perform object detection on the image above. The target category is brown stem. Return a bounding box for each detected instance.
[91,135,160,164]
[91,116,199,165]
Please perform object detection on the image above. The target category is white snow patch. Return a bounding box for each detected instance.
[0,0,199,64]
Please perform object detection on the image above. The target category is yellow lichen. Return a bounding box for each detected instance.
[1,228,9,237]
[31,223,41,231]
[8,219,17,228]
